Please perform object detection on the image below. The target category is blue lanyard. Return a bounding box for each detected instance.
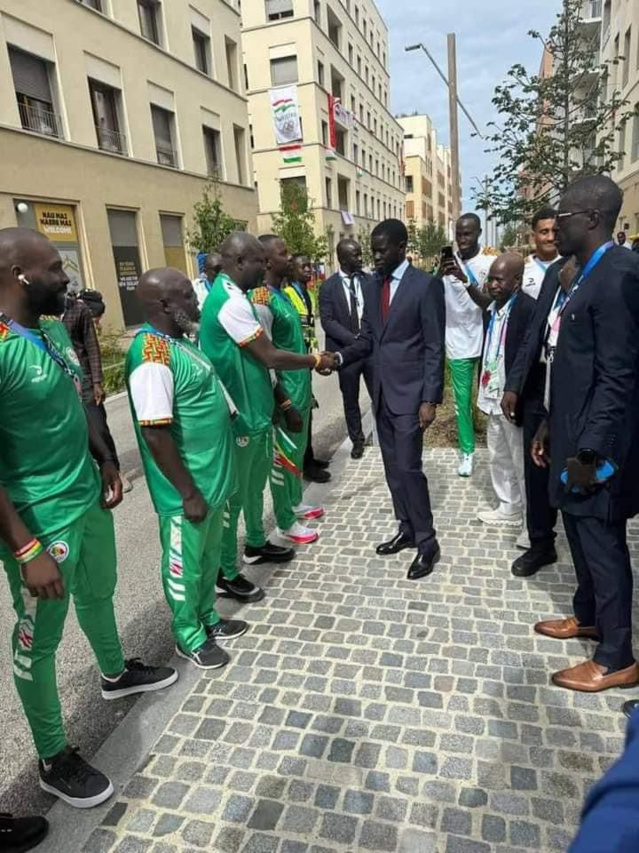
[458,256,479,288]
[1,312,81,392]
[484,295,517,362]
[554,241,614,314]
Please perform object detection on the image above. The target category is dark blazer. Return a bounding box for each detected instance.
[482,292,537,426]
[547,246,639,519]
[319,271,373,353]
[339,264,446,415]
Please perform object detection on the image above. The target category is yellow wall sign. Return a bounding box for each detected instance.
[34,203,78,242]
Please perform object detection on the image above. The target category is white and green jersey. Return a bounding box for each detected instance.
[199,274,275,437]
[125,325,237,517]
[0,316,99,538]
[523,255,559,300]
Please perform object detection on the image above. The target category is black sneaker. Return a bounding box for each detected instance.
[176,636,229,670]
[0,814,48,852]
[101,658,178,700]
[218,571,266,602]
[206,618,249,642]
[39,747,113,809]
[511,547,558,578]
[243,541,294,566]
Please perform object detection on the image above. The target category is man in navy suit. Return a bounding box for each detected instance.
[523,175,639,693]
[330,219,446,580]
[319,239,373,459]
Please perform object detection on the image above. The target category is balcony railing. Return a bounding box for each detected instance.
[18,102,62,138]
[583,0,602,18]
[156,142,178,168]
[96,125,127,155]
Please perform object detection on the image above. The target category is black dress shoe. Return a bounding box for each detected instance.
[623,700,639,719]
[351,442,365,460]
[304,464,331,483]
[312,458,330,469]
[0,814,48,852]
[407,543,441,580]
[376,531,415,555]
[511,546,557,578]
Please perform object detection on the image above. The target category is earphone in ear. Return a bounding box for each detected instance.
[18,274,30,285]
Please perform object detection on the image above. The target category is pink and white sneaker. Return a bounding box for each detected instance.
[293,503,325,521]
[276,522,319,545]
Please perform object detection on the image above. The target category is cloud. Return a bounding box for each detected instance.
[376,0,560,220]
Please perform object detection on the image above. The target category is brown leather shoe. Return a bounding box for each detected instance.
[534,616,599,640]
[552,659,639,692]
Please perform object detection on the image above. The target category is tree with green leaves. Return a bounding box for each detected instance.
[478,0,632,224]
[418,222,449,261]
[357,225,374,269]
[500,223,520,250]
[188,180,246,254]
[271,181,328,262]
[407,219,420,257]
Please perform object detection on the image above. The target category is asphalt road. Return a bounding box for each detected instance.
[0,365,358,815]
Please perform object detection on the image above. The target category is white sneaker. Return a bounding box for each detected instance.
[276,522,319,545]
[120,473,133,493]
[516,530,531,550]
[293,503,325,521]
[477,506,523,527]
[458,453,474,477]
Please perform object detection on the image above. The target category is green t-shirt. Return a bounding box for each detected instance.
[199,274,274,437]
[250,285,312,413]
[0,316,99,539]
[125,325,237,517]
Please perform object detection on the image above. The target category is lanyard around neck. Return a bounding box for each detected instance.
[485,295,516,361]
[457,255,479,288]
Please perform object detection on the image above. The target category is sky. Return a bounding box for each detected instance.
[375,0,561,219]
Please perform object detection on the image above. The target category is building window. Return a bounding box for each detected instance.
[353,142,358,164]
[357,56,361,77]
[151,104,177,167]
[225,37,238,90]
[266,0,294,20]
[281,176,308,197]
[363,192,368,216]
[331,66,343,99]
[325,176,333,208]
[317,60,325,87]
[348,43,353,64]
[8,46,62,139]
[354,5,359,26]
[321,120,328,145]
[623,27,631,88]
[350,95,356,113]
[234,125,246,184]
[80,0,103,9]
[192,27,211,75]
[632,109,639,161]
[138,0,161,45]
[355,190,360,215]
[271,55,298,85]
[314,0,321,25]
[107,209,144,327]
[89,79,126,154]
[160,214,188,273]
[203,125,222,177]
[336,129,346,155]
[337,175,349,210]
[327,5,342,49]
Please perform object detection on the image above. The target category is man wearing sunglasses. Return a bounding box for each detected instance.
[505,175,639,693]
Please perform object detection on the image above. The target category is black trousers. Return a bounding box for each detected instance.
[339,359,374,445]
[523,393,557,548]
[304,408,317,468]
[563,512,634,672]
[376,395,435,549]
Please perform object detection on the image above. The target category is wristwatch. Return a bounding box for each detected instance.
[576,449,597,465]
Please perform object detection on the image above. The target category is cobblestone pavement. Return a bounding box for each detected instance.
[81,448,636,853]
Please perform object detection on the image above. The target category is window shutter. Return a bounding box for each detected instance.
[9,47,52,102]
[151,105,172,146]
[266,0,294,15]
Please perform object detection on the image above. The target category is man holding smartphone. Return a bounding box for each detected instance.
[439,214,493,477]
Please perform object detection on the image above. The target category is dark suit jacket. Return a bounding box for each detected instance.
[319,271,373,353]
[339,264,446,415]
[482,292,537,426]
[546,246,639,519]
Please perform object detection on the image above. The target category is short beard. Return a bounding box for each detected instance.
[171,309,199,337]
[25,284,66,317]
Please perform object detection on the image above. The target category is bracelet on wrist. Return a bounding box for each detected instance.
[279,398,293,412]
[14,538,44,565]
[313,353,321,369]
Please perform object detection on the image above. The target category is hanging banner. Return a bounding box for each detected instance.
[34,203,78,242]
[270,86,302,146]
[327,94,337,150]
[334,100,354,129]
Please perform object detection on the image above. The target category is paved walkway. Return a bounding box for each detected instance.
[79,448,634,853]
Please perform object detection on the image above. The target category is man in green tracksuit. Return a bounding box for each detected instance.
[126,267,248,670]
[0,228,176,809]
[199,233,335,597]
[251,236,324,545]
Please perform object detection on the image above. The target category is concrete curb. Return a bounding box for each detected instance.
[37,408,375,853]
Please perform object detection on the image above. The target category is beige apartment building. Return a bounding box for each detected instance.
[599,0,639,233]
[0,0,255,328]
[241,0,405,261]
[397,114,461,235]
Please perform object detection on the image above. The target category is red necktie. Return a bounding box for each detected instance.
[381,277,391,322]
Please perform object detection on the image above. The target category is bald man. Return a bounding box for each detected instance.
[199,233,334,598]
[0,228,176,808]
[477,253,536,535]
[125,268,248,670]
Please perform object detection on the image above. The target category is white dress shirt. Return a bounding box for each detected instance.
[339,269,365,323]
[384,258,410,303]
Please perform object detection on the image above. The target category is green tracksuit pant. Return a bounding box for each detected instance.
[448,357,479,455]
[158,508,223,654]
[271,406,310,531]
[2,499,124,759]
[221,430,272,578]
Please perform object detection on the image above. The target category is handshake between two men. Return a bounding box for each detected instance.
[314,351,340,376]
